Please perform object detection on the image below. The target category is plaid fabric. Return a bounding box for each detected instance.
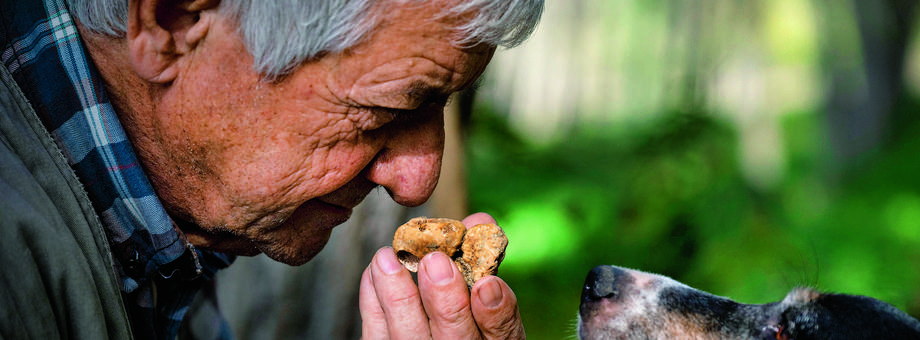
[1,0,234,339]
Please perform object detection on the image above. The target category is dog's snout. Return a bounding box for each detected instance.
[582,265,628,302]
[580,265,638,335]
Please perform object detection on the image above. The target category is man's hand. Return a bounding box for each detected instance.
[359,213,525,339]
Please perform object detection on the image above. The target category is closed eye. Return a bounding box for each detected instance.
[384,98,450,124]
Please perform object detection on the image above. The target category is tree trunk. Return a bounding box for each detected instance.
[822,0,917,176]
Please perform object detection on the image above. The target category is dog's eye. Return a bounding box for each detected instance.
[774,325,791,340]
[760,324,792,340]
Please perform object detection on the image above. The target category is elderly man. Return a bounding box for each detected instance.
[0,0,542,338]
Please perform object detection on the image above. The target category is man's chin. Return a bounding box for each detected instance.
[255,228,334,266]
[253,199,351,265]
[192,235,330,266]
[182,223,332,265]
[180,198,351,265]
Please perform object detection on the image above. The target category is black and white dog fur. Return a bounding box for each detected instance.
[577,265,920,339]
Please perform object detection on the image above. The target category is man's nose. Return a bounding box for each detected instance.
[364,112,445,207]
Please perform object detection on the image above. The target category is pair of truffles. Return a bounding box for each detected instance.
[392,217,508,288]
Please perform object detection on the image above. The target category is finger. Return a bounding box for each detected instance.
[370,247,432,339]
[470,276,525,340]
[359,265,389,340]
[462,212,497,228]
[417,252,480,340]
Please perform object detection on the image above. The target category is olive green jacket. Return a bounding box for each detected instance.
[0,61,133,338]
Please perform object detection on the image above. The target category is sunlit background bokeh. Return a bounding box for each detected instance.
[465,1,920,338]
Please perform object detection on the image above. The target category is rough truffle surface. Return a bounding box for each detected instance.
[459,223,508,287]
[392,217,508,287]
[393,217,465,272]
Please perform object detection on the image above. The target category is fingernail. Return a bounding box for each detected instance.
[376,248,403,275]
[423,252,455,285]
[478,278,503,308]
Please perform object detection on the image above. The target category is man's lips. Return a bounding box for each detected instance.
[317,196,361,211]
[318,176,379,206]
[316,188,373,214]
[299,199,354,229]
[290,179,378,230]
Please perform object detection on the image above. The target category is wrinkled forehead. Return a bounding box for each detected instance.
[321,0,495,93]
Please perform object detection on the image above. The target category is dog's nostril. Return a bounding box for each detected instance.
[584,282,617,300]
[582,265,622,302]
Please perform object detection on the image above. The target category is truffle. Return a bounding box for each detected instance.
[392,217,508,288]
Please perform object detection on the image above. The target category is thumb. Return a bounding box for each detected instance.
[470,276,525,339]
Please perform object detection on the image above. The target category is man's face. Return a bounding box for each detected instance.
[139,1,494,265]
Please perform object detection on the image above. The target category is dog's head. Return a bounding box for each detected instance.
[577,265,920,340]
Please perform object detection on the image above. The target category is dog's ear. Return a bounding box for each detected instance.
[126,0,219,83]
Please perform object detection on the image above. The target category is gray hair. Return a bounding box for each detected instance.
[68,0,543,78]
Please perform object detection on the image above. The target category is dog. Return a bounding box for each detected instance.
[577,265,920,339]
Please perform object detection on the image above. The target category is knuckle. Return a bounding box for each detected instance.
[483,312,517,333]
[434,298,473,325]
[384,287,422,309]
[475,305,522,338]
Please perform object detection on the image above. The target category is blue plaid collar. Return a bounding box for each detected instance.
[2,0,232,338]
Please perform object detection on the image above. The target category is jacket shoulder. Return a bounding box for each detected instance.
[0,64,133,339]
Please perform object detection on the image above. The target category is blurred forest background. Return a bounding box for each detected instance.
[209,1,920,339]
[468,0,920,338]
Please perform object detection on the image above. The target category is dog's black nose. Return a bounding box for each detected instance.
[582,265,628,303]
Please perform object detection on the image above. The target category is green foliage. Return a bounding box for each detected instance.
[465,105,920,340]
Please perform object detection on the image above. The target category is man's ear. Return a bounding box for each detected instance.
[127,0,220,83]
